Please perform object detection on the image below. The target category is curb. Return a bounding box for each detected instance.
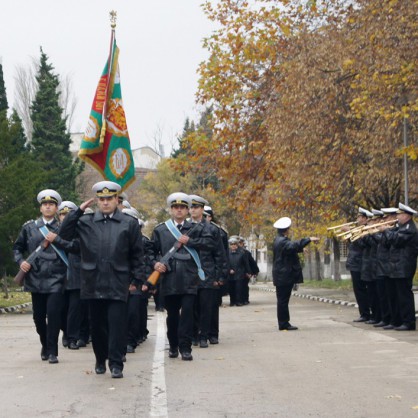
[0,302,32,315]
[251,285,359,309]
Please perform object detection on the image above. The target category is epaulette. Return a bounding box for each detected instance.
[23,219,35,227]
[155,221,165,228]
[211,221,228,234]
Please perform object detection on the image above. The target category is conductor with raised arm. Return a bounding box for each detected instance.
[272,217,319,331]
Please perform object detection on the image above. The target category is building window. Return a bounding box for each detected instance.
[339,241,348,259]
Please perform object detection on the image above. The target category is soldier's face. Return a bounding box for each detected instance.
[40,202,58,219]
[170,204,189,222]
[190,205,204,221]
[97,196,118,214]
[397,212,411,225]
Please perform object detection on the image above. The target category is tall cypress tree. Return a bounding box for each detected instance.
[30,48,82,201]
[0,63,7,114]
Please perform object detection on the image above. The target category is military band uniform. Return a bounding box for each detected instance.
[382,213,418,330]
[228,244,251,306]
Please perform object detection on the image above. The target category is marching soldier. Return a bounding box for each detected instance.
[13,189,70,364]
[203,205,229,344]
[189,195,226,348]
[145,192,214,361]
[272,217,319,330]
[59,181,145,378]
[382,203,418,331]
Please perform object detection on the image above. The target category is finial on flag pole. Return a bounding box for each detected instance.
[109,10,117,29]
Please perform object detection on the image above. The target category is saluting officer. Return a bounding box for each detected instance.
[383,203,418,331]
[145,192,214,361]
[59,181,145,378]
[13,189,69,364]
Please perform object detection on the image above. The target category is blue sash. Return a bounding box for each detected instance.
[39,225,69,267]
[165,220,206,281]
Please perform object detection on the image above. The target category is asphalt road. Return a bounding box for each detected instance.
[2,288,418,417]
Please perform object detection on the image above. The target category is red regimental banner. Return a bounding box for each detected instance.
[92,74,109,113]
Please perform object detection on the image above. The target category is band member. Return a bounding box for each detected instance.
[372,208,398,328]
[13,189,68,364]
[59,181,145,378]
[272,217,319,330]
[145,192,214,361]
[189,195,227,348]
[358,209,381,325]
[343,207,372,322]
[382,203,418,331]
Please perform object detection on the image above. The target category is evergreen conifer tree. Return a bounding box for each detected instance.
[0,63,7,114]
[30,48,82,201]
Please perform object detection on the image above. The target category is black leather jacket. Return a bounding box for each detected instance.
[383,220,418,279]
[13,217,70,293]
[272,233,310,286]
[59,208,145,302]
[150,219,215,296]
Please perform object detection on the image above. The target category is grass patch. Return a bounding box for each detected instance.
[0,291,31,308]
[301,279,353,290]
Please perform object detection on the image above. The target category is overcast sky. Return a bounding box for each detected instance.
[1,1,216,154]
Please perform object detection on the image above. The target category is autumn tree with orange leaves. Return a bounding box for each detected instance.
[174,0,417,246]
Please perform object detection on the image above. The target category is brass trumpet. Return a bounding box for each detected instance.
[327,221,357,231]
[350,219,397,242]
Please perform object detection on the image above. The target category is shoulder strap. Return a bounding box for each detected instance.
[39,225,69,267]
[164,220,206,280]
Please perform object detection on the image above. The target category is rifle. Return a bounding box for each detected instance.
[145,222,201,287]
[14,240,50,286]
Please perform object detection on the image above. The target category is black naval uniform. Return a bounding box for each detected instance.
[373,232,397,326]
[346,240,371,321]
[358,235,380,323]
[228,247,251,306]
[209,223,229,342]
[383,219,418,330]
[272,232,311,330]
[150,220,214,355]
[13,218,69,359]
[193,221,227,345]
[59,208,145,371]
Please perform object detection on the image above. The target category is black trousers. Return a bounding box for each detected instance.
[164,294,195,353]
[275,284,294,328]
[375,278,391,324]
[127,294,141,347]
[67,289,83,344]
[365,280,381,322]
[395,277,416,326]
[209,288,222,339]
[138,297,149,340]
[31,292,64,356]
[229,279,246,305]
[350,271,370,319]
[193,288,214,341]
[384,277,401,326]
[89,299,127,370]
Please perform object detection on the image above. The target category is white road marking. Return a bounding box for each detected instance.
[150,311,168,417]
